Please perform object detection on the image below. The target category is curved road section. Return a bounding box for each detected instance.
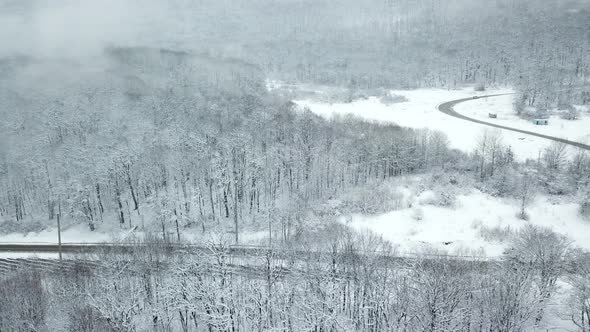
[437,94,590,151]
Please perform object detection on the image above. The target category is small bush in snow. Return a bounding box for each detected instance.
[380,93,408,105]
[411,207,424,221]
[434,190,457,207]
[515,171,536,220]
[407,227,419,237]
[417,189,456,207]
[419,172,460,208]
[391,190,405,210]
[534,108,549,119]
[0,219,47,235]
[516,211,530,221]
[484,168,518,197]
[478,224,514,242]
[559,106,579,120]
[513,96,527,116]
[474,82,486,92]
[0,271,48,331]
[579,189,590,220]
[340,183,406,215]
[68,305,113,332]
[579,203,590,219]
[541,173,572,196]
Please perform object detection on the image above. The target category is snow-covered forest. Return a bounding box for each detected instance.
[1,0,590,331]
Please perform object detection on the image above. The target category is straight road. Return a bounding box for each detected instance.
[437,94,590,151]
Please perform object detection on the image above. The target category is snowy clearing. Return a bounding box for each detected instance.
[0,223,122,245]
[0,219,270,250]
[455,95,590,145]
[293,87,589,160]
[455,94,590,153]
[341,188,590,257]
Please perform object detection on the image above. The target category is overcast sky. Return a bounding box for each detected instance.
[0,0,177,58]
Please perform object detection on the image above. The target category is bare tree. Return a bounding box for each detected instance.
[516,170,537,220]
[508,224,571,325]
[0,271,48,332]
[476,129,504,180]
[566,250,590,332]
[484,262,538,332]
[543,141,568,171]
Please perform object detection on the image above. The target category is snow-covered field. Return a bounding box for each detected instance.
[292,86,589,161]
[2,84,588,257]
[341,187,590,257]
[276,82,590,257]
[455,94,590,148]
[0,223,114,244]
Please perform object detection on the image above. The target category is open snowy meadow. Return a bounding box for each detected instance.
[1,1,589,330]
[286,83,590,257]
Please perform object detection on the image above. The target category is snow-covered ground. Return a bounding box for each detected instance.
[0,219,270,247]
[0,252,60,259]
[3,85,588,256]
[292,86,589,161]
[271,82,590,257]
[455,94,590,148]
[0,223,114,244]
[341,188,590,258]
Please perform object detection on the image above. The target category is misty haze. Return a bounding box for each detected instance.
[1,0,590,331]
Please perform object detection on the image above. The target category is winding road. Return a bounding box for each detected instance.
[437,94,590,151]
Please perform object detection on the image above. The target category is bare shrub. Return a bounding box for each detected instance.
[0,219,47,234]
[515,171,536,220]
[0,271,48,331]
[513,95,527,116]
[543,141,567,171]
[559,106,579,120]
[380,93,408,105]
[68,305,115,332]
[579,188,590,220]
[418,189,456,207]
[478,224,514,242]
[484,167,517,197]
[565,249,590,331]
[522,106,538,119]
[411,207,424,221]
[341,183,407,214]
[419,174,459,208]
[516,211,530,221]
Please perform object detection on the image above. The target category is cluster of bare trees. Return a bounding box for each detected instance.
[0,226,586,331]
[0,47,458,240]
[2,0,588,236]
[230,0,590,108]
[472,128,590,219]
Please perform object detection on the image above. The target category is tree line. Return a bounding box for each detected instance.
[0,47,456,240]
[0,224,587,331]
